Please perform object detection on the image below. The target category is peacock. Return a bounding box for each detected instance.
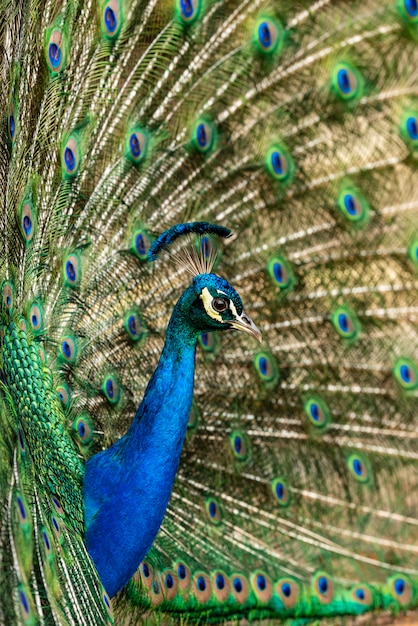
[0,0,417,624]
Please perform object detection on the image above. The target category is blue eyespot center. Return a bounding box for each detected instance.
[103,593,110,608]
[136,233,146,255]
[197,123,207,147]
[31,313,38,325]
[129,134,141,157]
[142,563,150,578]
[52,516,59,531]
[271,151,283,175]
[19,590,29,613]
[356,588,365,600]
[310,403,319,421]
[201,236,210,258]
[282,582,291,597]
[209,501,217,517]
[400,364,411,383]
[201,332,209,346]
[344,194,357,215]
[128,315,137,335]
[273,262,284,283]
[166,574,174,589]
[405,0,418,17]
[258,22,271,48]
[104,7,117,32]
[106,379,114,398]
[153,582,160,594]
[78,422,86,438]
[66,260,76,281]
[62,341,71,358]
[6,295,11,306]
[259,356,268,376]
[197,576,206,592]
[318,576,328,594]
[395,578,405,595]
[337,69,351,93]
[234,436,242,454]
[17,496,26,519]
[48,43,62,68]
[42,530,50,550]
[276,482,284,499]
[353,459,363,475]
[180,0,194,18]
[233,578,243,593]
[257,574,266,591]
[338,313,349,332]
[406,117,418,139]
[216,574,225,589]
[64,147,75,171]
[9,114,15,139]
[178,564,186,579]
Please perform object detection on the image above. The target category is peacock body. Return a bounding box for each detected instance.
[0,0,418,624]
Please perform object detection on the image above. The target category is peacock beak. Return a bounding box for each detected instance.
[230,311,262,343]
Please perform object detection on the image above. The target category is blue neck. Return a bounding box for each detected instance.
[84,296,198,597]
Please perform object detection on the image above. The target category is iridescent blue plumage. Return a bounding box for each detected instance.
[84,270,260,596]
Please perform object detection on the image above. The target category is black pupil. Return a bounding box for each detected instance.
[213,298,227,312]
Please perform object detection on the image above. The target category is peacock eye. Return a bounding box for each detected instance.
[212,297,228,313]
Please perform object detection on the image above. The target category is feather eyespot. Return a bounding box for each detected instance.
[176,562,191,589]
[51,515,61,541]
[131,227,152,260]
[63,252,82,287]
[230,430,250,461]
[73,415,93,445]
[267,256,295,290]
[313,572,334,603]
[271,478,291,507]
[16,494,28,522]
[18,586,32,620]
[304,397,330,428]
[205,497,222,524]
[124,310,146,342]
[163,570,178,600]
[29,302,43,333]
[192,119,216,153]
[394,358,418,390]
[390,575,412,605]
[57,383,70,407]
[126,128,148,164]
[212,571,230,602]
[331,306,360,340]
[276,579,300,609]
[2,281,14,313]
[198,331,219,353]
[177,0,201,24]
[254,352,279,386]
[59,336,77,363]
[332,63,362,100]
[251,571,273,603]
[255,17,283,54]
[140,561,154,588]
[193,573,211,603]
[230,574,249,604]
[347,453,372,484]
[8,108,15,141]
[61,136,81,177]
[266,145,294,182]
[102,374,121,405]
[351,585,372,605]
[51,496,64,516]
[102,1,122,38]
[46,29,67,72]
[337,188,369,224]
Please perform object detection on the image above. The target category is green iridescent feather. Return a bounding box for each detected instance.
[0,0,417,624]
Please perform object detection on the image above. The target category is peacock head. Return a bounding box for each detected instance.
[150,222,262,342]
[184,272,262,341]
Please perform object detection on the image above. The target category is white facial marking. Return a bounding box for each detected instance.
[200,287,223,322]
